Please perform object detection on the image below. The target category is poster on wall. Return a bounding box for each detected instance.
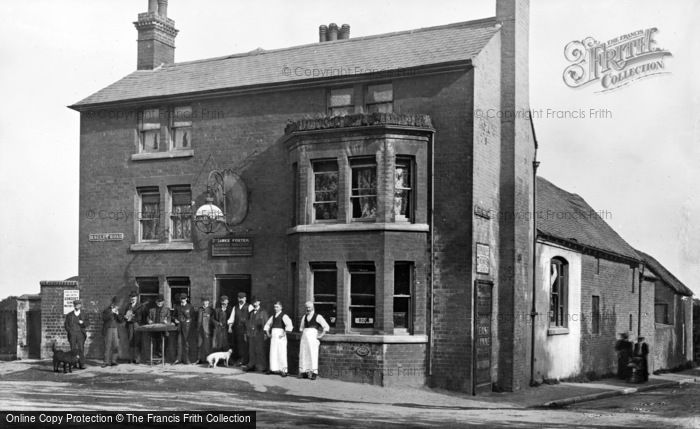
[63,290,80,315]
[476,243,490,275]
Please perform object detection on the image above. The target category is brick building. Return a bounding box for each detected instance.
[533,177,694,381]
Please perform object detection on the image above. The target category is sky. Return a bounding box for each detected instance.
[0,0,698,297]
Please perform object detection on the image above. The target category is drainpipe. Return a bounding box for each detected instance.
[638,264,644,338]
[428,131,435,377]
[529,114,540,386]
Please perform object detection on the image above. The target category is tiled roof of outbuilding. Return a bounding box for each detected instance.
[536,176,640,261]
[636,250,693,296]
[70,18,500,108]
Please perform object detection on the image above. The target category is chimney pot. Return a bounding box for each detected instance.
[328,23,338,41]
[158,0,168,17]
[319,25,328,43]
[339,24,350,40]
[148,0,158,13]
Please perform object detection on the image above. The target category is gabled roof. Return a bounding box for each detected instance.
[636,250,693,296]
[70,18,500,109]
[536,176,639,262]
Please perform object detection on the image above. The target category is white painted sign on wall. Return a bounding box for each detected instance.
[63,290,80,315]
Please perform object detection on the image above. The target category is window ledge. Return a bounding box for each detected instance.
[654,323,674,328]
[130,242,194,252]
[547,327,569,336]
[131,149,194,161]
[287,223,429,234]
[288,332,428,343]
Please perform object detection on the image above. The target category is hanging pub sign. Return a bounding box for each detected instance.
[211,236,253,257]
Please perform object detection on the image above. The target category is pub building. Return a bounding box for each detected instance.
[60,0,693,394]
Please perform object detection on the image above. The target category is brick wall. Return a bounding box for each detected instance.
[16,296,40,359]
[40,282,81,358]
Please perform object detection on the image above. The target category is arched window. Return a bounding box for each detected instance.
[549,258,568,327]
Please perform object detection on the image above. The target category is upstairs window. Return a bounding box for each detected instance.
[170,106,192,150]
[592,295,600,334]
[366,83,393,113]
[328,87,354,117]
[394,157,413,221]
[169,186,192,241]
[549,258,568,328]
[138,108,161,153]
[311,262,337,327]
[349,262,376,329]
[350,158,377,220]
[138,187,160,242]
[312,160,339,222]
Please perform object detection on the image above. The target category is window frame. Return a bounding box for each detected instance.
[167,277,191,309]
[394,156,414,222]
[137,108,161,154]
[591,295,600,335]
[136,277,160,311]
[138,187,161,243]
[327,87,355,117]
[311,159,340,223]
[310,262,338,328]
[654,302,670,325]
[168,185,192,242]
[393,262,413,334]
[169,106,193,151]
[348,262,376,331]
[349,157,378,221]
[365,83,394,113]
[549,258,568,328]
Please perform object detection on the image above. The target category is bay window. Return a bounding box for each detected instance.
[350,158,377,220]
[312,160,339,222]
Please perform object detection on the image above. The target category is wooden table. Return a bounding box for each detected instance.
[135,324,179,367]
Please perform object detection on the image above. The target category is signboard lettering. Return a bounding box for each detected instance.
[211,236,253,257]
[63,290,80,315]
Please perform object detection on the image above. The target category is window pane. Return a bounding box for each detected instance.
[173,106,192,123]
[350,263,375,329]
[394,263,411,295]
[312,264,337,327]
[394,263,412,330]
[141,108,161,125]
[394,297,409,328]
[173,126,191,149]
[367,84,393,103]
[329,88,354,107]
[351,163,377,219]
[141,130,159,152]
[313,161,338,221]
[592,296,600,334]
[366,102,393,114]
[171,188,192,241]
[140,190,160,241]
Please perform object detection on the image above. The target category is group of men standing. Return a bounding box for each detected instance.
[63,292,331,379]
[615,333,650,382]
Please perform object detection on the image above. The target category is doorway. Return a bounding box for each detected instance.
[473,280,493,394]
[216,275,252,304]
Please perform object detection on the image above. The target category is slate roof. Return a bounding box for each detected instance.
[536,176,640,261]
[70,18,500,109]
[636,250,693,296]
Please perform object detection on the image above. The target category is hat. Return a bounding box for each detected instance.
[179,293,188,300]
[251,297,261,304]
[73,299,82,306]
[220,295,229,302]
[128,291,138,298]
[156,294,165,302]
[201,297,211,302]
[638,336,645,341]
[237,292,247,298]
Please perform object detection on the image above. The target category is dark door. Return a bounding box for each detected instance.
[473,281,493,394]
[216,275,252,304]
[26,310,41,359]
[0,310,17,360]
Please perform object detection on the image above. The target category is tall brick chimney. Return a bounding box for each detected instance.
[134,0,178,70]
[496,0,536,392]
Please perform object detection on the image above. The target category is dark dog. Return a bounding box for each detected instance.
[52,342,79,373]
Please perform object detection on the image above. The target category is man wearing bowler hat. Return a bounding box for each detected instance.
[64,299,88,369]
[173,293,193,364]
[228,292,253,366]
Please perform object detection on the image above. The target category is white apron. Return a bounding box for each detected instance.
[299,327,320,373]
[269,328,288,372]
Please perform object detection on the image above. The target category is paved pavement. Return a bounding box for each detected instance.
[0,359,698,428]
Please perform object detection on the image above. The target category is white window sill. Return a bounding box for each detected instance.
[131,149,194,161]
[654,323,674,328]
[547,327,569,336]
[130,242,194,252]
[287,223,429,234]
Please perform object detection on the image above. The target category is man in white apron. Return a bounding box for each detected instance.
[264,301,294,377]
[298,301,329,380]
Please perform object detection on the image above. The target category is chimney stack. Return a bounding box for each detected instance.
[134,0,178,70]
[318,23,350,42]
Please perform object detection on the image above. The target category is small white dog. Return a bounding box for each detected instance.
[206,349,233,368]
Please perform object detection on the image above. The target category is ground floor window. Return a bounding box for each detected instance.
[167,277,190,308]
[393,262,413,332]
[136,277,159,308]
[349,262,376,329]
[311,262,337,327]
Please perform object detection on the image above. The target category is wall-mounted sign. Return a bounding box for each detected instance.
[476,243,490,274]
[63,290,80,315]
[89,233,124,241]
[474,205,491,220]
[355,345,371,357]
[211,236,253,257]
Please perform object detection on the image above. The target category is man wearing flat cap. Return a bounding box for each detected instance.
[228,292,253,366]
[102,296,124,367]
[147,295,171,358]
[122,291,145,364]
[173,293,193,364]
[64,299,88,369]
[212,295,231,351]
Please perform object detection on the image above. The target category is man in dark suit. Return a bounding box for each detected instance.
[615,332,633,380]
[102,297,124,367]
[147,295,171,358]
[64,299,88,369]
[122,291,145,364]
[243,297,268,373]
[634,336,650,382]
[173,293,193,364]
[228,292,253,366]
[212,295,231,351]
[196,297,214,364]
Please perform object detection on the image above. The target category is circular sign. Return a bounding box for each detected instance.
[355,345,371,357]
